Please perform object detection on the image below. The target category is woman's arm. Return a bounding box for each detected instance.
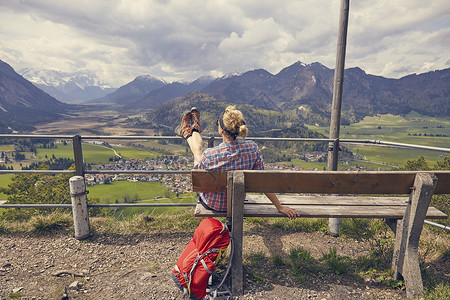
[264,192,299,220]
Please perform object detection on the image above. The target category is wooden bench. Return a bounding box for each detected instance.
[191,170,449,299]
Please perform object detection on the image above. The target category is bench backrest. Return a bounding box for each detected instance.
[191,170,450,195]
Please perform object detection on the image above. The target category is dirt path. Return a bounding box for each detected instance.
[0,227,409,300]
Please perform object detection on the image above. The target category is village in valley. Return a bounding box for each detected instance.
[82,151,332,195]
[1,143,367,196]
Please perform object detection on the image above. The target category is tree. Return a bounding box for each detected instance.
[402,156,430,171]
[0,163,102,220]
[0,169,72,221]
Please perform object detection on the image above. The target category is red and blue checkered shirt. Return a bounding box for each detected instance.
[198,139,264,211]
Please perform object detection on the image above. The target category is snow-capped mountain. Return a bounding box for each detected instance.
[19,69,116,103]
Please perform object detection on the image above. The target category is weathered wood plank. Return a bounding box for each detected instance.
[431,171,450,194]
[245,195,409,206]
[191,170,450,194]
[194,203,447,219]
[243,171,416,194]
[191,171,227,192]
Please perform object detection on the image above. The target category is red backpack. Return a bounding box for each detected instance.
[172,218,230,299]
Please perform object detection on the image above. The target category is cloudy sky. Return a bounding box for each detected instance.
[1,0,449,87]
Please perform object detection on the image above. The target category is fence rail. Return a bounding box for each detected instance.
[1,134,449,236]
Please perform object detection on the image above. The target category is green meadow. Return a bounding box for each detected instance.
[275,158,395,171]
[307,113,450,167]
[36,142,162,163]
[87,181,169,203]
[111,195,197,219]
[0,174,14,200]
[86,180,196,217]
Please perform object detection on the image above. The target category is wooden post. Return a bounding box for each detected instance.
[72,135,84,176]
[231,171,245,296]
[69,176,91,240]
[328,0,350,236]
[392,172,437,299]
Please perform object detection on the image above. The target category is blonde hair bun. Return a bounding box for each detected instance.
[222,106,248,139]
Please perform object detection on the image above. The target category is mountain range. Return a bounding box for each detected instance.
[0,60,69,133]
[96,61,450,124]
[20,68,116,103]
[1,58,449,134]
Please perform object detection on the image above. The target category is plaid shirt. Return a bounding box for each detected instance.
[198,139,264,211]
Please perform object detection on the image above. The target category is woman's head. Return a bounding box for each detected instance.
[218,105,248,140]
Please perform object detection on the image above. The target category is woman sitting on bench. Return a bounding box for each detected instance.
[175,105,299,219]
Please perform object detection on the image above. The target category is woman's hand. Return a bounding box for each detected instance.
[278,205,299,220]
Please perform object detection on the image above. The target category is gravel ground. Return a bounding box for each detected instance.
[0,228,408,299]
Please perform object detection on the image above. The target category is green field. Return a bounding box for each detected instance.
[36,142,162,163]
[0,174,14,200]
[112,196,197,219]
[86,180,196,218]
[0,145,14,151]
[275,158,395,171]
[87,181,169,203]
[307,113,450,167]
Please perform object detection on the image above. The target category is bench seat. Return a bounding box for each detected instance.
[194,195,448,219]
[191,170,450,298]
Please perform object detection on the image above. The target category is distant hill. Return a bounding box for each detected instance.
[20,68,116,103]
[203,62,450,122]
[0,60,69,133]
[126,76,215,109]
[143,91,324,136]
[92,75,166,106]
[94,75,214,108]
[118,61,450,124]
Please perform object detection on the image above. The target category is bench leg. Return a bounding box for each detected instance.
[391,217,406,279]
[393,172,437,299]
[230,171,245,296]
[385,218,403,279]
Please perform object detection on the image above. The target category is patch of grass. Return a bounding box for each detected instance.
[92,209,201,234]
[0,219,6,233]
[321,247,353,275]
[425,282,450,300]
[340,218,377,241]
[375,274,404,290]
[421,247,450,300]
[245,251,267,267]
[246,217,269,226]
[355,234,394,272]
[29,212,73,232]
[8,292,23,299]
[288,247,319,283]
[271,254,285,268]
[111,195,197,219]
[272,217,328,233]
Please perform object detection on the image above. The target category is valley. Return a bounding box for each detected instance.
[1,108,449,214]
[32,109,155,137]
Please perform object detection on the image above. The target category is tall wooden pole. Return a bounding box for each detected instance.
[328,0,350,236]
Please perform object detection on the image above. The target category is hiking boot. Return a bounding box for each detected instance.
[174,110,193,139]
[191,107,202,133]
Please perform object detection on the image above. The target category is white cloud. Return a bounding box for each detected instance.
[0,0,449,86]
